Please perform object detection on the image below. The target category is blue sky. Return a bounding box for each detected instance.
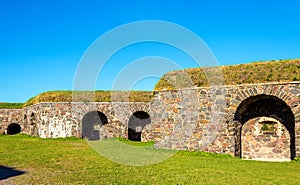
[0,0,299,102]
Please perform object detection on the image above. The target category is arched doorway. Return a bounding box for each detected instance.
[7,123,21,135]
[82,111,108,140]
[234,94,295,160]
[128,111,151,141]
[241,117,290,161]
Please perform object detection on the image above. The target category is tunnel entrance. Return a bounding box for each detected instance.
[235,94,295,160]
[241,117,290,161]
[7,123,21,135]
[128,111,151,141]
[82,111,108,140]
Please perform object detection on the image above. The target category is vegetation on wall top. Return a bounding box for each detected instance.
[154,59,300,90]
[1,58,299,108]
[0,103,24,109]
[22,90,154,107]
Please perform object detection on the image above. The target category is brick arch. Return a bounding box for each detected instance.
[234,94,295,160]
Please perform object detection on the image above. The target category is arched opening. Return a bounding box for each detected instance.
[128,111,151,141]
[234,94,295,160]
[82,111,108,140]
[241,117,290,161]
[7,123,21,135]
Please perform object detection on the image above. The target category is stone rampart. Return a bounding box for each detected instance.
[0,82,299,161]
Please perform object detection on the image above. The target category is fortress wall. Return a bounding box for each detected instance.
[225,82,300,158]
[150,87,235,155]
[0,82,299,160]
[151,82,300,158]
[0,109,23,134]
[21,102,151,139]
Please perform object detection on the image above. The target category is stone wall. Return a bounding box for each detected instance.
[0,81,299,161]
[0,109,23,134]
[229,82,300,159]
[150,82,300,159]
[241,117,290,161]
[150,87,234,155]
[22,102,151,139]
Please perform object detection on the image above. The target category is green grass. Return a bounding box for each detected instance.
[1,134,300,184]
[0,102,24,109]
[2,58,299,108]
[22,90,154,107]
[115,137,155,146]
[154,58,300,90]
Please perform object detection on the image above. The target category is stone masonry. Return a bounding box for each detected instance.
[0,82,299,161]
[241,117,290,161]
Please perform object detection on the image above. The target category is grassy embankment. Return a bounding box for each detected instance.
[154,58,300,90]
[1,59,299,108]
[22,90,154,107]
[0,91,154,109]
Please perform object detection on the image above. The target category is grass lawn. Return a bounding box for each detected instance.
[1,134,300,184]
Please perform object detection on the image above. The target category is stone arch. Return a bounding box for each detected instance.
[234,85,297,108]
[234,94,295,160]
[82,111,108,140]
[128,104,151,116]
[241,117,290,161]
[7,123,21,135]
[128,111,151,141]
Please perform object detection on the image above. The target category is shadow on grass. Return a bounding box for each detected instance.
[0,166,26,180]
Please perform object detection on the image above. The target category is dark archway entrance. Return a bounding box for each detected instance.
[82,111,108,140]
[234,94,295,160]
[7,123,21,135]
[128,111,151,141]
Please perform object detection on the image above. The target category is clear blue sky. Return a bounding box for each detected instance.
[0,0,299,102]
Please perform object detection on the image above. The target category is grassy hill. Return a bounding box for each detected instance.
[1,58,299,108]
[0,91,154,109]
[154,59,300,90]
[22,90,154,107]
